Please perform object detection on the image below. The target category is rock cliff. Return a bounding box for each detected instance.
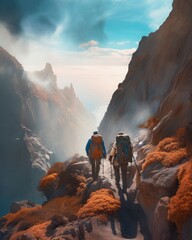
[99,0,192,147]
[0,47,96,215]
[99,0,192,238]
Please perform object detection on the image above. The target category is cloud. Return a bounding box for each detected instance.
[109,41,130,46]
[0,0,109,45]
[79,40,99,49]
[146,0,172,30]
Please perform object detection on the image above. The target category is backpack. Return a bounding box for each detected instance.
[116,134,132,163]
[89,134,103,160]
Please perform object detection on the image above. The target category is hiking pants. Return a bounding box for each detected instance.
[91,159,101,180]
[114,163,128,190]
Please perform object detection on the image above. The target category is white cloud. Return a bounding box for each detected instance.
[109,40,130,46]
[0,25,135,120]
[146,0,172,30]
[79,40,99,49]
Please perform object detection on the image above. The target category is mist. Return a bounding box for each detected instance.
[0,0,108,44]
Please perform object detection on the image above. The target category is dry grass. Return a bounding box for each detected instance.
[77,189,120,218]
[168,159,192,232]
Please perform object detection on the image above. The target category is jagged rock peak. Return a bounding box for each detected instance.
[0,47,23,71]
[63,83,76,101]
[99,0,192,146]
[43,63,55,77]
[33,62,57,88]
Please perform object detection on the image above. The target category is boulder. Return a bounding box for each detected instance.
[153,197,178,240]
[10,200,36,213]
[137,162,179,232]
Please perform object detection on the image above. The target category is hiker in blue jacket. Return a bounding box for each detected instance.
[86,131,106,180]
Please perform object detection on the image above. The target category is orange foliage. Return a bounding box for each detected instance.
[142,148,187,169]
[47,162,64,175]
[10,221,50,240]
[39,173,58,192]
[77,189,120,218]
[43,196,82,218]
[168,159,192,232]
[156,137,181,152]
[39,161,87,198]
[142,134,188,170]
[5,206,43,228]
[5,196,82,233]
[139,117,159,129]
[58,172,86,196]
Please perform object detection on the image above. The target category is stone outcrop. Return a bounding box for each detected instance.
[0,157,122,240]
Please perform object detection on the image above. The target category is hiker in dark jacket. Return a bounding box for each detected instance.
[86,131,106,181]
[109,132,133,192]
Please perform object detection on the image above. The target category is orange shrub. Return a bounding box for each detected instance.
[10,221,49,240]
[5,206,43,228]
[156,137,181,152]
[142,135,188,170]
[142,151,166,169]
[47,162,64,175]
[39,173,58,192]
[77,189,120,218]
[5,196,82,234]
[43,196,82,218]
[139,117,159,129]
[168,159,192,232]
[58,172,86,196]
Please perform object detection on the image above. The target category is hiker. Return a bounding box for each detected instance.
[109,132,133,192]
[86,131,106,181]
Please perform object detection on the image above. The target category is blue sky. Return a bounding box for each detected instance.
[0,0,173,123]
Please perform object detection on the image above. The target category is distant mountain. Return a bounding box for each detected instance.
[0,47,96,215]
[99,0,192,146]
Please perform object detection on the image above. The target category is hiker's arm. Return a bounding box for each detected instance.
[102,140,106,158]
[85,139,91,156]
[109,142,116,162]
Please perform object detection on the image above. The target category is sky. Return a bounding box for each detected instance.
[0,0,173,124]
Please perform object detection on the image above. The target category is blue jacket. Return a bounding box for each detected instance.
[86,138,106,158]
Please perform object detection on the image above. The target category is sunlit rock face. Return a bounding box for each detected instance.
[99,0,192,146]
[0,47,96,215]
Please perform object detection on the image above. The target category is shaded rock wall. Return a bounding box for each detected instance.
[0,47,96,215]
[99,0,192,147]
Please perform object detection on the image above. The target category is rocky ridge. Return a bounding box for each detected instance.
[0,47,96,216]
[99,0,192,147]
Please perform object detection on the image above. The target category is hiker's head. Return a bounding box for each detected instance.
[93,131,98,135]
[117,132,124,136]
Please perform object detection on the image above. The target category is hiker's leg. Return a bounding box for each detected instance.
[91,159,96,180]
[121,163,128,191]
[114,165,120,187]
[95,159,101,180]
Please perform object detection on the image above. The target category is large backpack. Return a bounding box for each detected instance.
[89,134,103,160]
[116,134,132,163]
